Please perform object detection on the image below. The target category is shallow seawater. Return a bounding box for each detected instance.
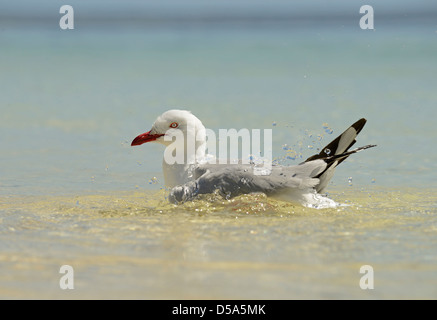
[1,187,436,299]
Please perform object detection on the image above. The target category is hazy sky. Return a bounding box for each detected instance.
[1,0,436,30]
[2,0,436,17]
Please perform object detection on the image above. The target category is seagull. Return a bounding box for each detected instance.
[131,110,376,208]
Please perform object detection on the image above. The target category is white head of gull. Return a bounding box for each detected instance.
[131,109,208,188]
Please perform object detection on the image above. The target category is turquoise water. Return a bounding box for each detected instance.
[1,2,437,299]
[1,26,437,195]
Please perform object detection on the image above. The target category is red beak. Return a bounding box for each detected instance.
[131,131,164,146]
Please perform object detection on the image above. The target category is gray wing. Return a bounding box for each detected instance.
[168,161,327,204]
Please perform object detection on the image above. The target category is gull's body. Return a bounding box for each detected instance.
[131,110,375,208]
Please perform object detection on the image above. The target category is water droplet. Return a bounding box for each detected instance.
[371,178,376,183]
[348,177,353,186]
[272,121,277,126]
[286,150,297,160]
[307,145,314,150]
[148,177,158,184]
[282,144,289,150]
[322,123,334,134]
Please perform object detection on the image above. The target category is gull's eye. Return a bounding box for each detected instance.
[169,122,178,128]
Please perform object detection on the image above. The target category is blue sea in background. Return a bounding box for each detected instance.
[1,0,436,299]
[1,1,437,195]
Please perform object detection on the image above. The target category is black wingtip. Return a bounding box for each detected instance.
[351,118,367,135]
